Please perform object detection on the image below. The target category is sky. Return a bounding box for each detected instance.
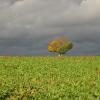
[0,0,100,56]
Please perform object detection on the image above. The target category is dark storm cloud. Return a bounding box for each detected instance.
[0,0,100,55]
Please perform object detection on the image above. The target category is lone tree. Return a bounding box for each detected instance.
[48,37,73,56]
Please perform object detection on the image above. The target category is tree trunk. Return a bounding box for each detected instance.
[58,54,62,56]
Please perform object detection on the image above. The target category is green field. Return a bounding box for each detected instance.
[0,56,100,100]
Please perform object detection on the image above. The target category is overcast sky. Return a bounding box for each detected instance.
[0,0,100,55]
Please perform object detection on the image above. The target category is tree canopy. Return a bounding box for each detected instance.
[48,37,73,56]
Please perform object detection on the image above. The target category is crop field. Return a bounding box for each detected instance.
[0,56,100,100]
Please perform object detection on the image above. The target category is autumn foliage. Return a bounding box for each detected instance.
[48,37,73,56]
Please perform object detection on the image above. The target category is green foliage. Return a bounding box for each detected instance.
[58,42,73,55]
[48,37,73,55]
[0,56,100,99]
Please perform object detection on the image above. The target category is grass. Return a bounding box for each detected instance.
[0,56,100,100]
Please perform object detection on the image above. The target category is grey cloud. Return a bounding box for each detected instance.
[0,0,100,55]
[0,0,23,9]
